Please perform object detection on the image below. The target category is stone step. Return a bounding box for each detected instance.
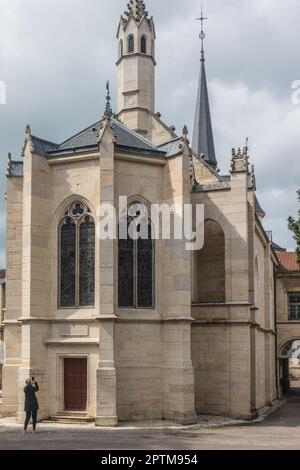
[56,411,88,418]
[47,415,95,424]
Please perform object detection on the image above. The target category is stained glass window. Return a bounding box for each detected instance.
[60,217,76,308]
[59,202,95,308]
[118,205,154,309]
[118,235,134,307]
[137,224,153,308]
[79,216,95,307]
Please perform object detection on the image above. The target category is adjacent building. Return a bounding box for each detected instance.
[0,269,5,390]
[276,252,300,394]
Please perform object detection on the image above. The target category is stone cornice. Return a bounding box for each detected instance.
[193,182,231,193]
[116,53,156,67]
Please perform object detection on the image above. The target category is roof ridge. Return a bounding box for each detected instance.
[158,136,181,147]
[112,118,158,150]
[59,120,102,147]
[31,135,59,147]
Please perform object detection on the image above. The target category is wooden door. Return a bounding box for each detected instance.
[64,358,87,411]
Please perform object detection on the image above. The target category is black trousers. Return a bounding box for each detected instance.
[24,410,38,431]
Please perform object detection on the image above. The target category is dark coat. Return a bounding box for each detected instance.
[24,382,39,412]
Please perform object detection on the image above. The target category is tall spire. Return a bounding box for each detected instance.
[192,7,217,170]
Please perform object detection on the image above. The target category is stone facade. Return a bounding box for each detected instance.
[1,1,279,424]
[275,252,300,395]
[0,272,5,389]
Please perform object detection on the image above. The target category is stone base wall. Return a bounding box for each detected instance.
[192,322,276,419]
[115,321,163,422]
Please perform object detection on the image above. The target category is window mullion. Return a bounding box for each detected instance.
[135,238,138,308]
[76,221,80,308]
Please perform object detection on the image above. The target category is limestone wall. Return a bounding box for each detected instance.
[115,321,163,421]
[1,176,23,416]
[192,322,252,419]
[254,329,266,410]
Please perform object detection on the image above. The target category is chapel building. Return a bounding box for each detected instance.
[1,0,278,425]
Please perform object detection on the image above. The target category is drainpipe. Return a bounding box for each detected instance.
[274,264,279,399]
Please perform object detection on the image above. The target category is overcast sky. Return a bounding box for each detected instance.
[0,0,299,266]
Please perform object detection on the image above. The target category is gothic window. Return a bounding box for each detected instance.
[59,201,95,308]
[128,34,135,54]
[289,293,300,320]
[141,35,147,54]
[119,39,123,58]
[118,203,154,309]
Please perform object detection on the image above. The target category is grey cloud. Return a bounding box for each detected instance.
[0,0,299,268]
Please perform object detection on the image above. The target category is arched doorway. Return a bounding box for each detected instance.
[279,340,300,395]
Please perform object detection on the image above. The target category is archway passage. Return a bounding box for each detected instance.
[279,340,300,396]
[194,219,225,303]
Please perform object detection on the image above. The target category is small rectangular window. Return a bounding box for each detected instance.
[289,293,300,320]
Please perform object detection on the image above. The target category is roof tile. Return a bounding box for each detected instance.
[276,251,300,271]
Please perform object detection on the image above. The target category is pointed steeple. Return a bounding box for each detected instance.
[192,8,217,170]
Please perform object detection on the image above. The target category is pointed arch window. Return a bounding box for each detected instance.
[118,202,154,309]
[141,35,147,54]
[59,201,95,308]
[128,34,135,54]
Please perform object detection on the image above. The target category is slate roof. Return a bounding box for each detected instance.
[7,117,172,177]
[272,241,286,252]
[9,161,23,177]
[255,195,265,217]
[158,137,182,157]
[31,136,59,155]
[276,251,300,272]
[28,118,165,158]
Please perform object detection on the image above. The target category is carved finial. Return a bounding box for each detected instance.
[21,123,34,156]
[250,164,256,190]
[230,143,249,174]
[125,0,148,22]
[104,80,113,119]
[179,125,190,149]
[243,137,249,158]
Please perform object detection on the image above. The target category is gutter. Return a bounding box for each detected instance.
[274,264,279,399]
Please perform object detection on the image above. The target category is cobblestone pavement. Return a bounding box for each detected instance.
[0,394,300,450]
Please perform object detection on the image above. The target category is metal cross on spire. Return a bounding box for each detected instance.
[196,6,208,62]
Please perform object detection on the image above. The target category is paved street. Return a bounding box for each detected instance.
[1,394,300,450]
